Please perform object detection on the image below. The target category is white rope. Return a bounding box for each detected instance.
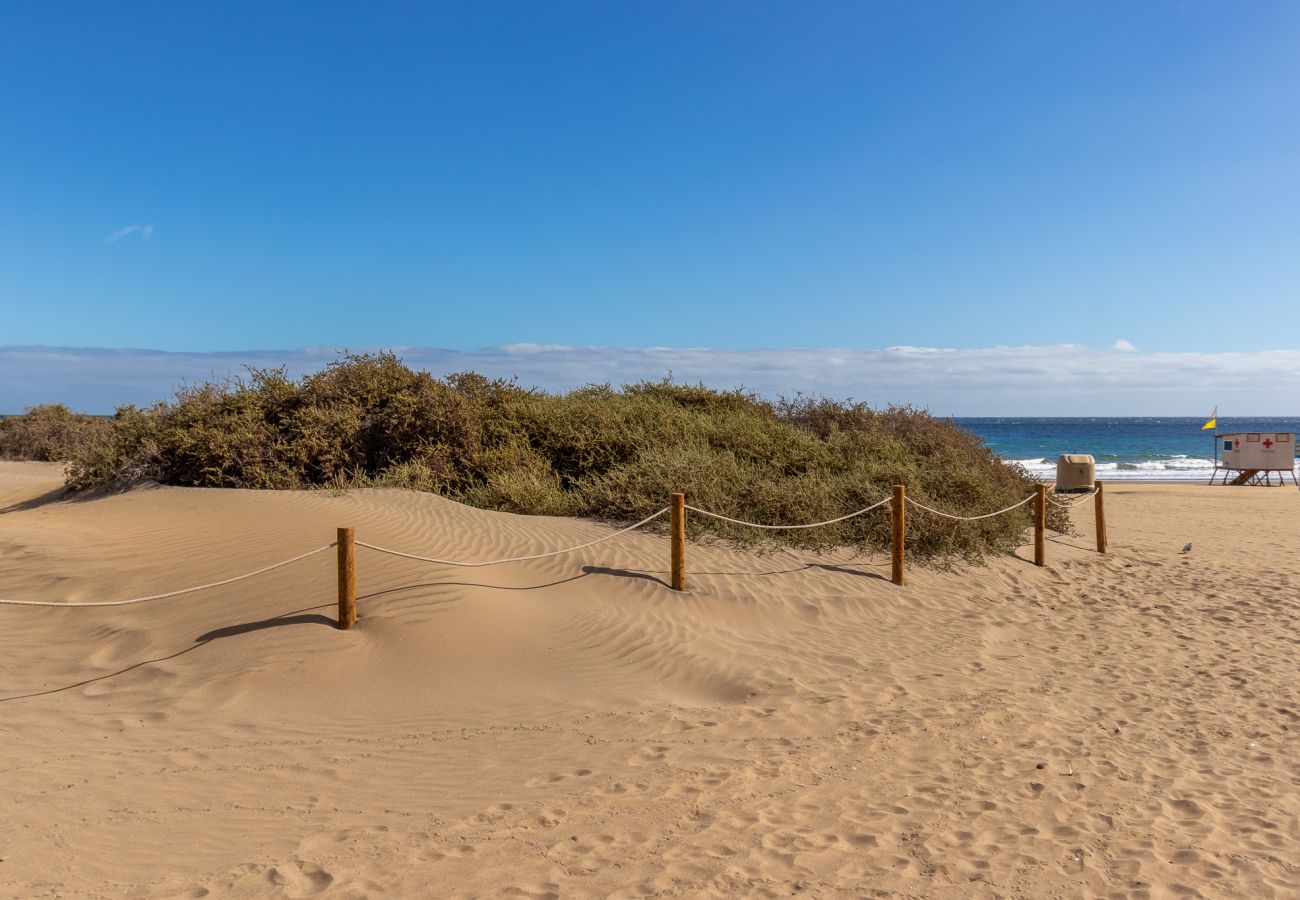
[905,493,1035,521]
[685,497,890,530]
[1047,488,1097,509]
[0,543,337,608]
[357,508,670,567]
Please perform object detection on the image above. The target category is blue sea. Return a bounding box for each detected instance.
[954,417,1300,482]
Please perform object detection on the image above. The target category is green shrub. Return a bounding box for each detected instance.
[0,404,113,462]
[57,352,1069,563]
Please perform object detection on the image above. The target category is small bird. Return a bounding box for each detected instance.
[1181,543,1193,554]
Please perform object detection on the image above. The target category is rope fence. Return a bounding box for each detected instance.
[0,543,336,608]
[1047,487,1099,509]
[684,497,891,530]
[1,481,1109,625]
[355,508,670,566]
[904,493,1036,521]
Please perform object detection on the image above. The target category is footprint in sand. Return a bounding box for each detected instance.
[524,768,593,787]
[536,807,567,828]
[472,801,516,824]
[417,843,477,863]
[262,861,333,897]
[1166,798,1205,820]
[626,745,670,767]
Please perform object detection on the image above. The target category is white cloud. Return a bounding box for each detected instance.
[3,343,1299,416]
[104,224,154,243]
[1112,339,1138,352]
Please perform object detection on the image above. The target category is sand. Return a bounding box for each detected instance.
[1,459,1297,898]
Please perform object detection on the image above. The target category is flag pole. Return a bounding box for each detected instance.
[1209,406,1218,481]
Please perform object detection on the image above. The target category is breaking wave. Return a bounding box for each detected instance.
[1010,454,1298,482]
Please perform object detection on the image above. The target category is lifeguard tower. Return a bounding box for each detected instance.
[1210,431,1297,486]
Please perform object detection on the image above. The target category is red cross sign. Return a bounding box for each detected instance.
[1263,438,1274,448]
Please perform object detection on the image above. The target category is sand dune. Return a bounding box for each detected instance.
[1,459,1297,898]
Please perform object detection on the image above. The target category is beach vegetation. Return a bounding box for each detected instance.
[0,404,112,463]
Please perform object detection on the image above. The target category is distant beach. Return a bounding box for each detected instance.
[957,416,1300,482]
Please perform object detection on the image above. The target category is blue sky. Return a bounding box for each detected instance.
[2,2,1299,411]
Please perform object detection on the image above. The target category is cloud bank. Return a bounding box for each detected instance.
[3,344,1298,416]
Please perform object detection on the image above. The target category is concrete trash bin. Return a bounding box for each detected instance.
[1056,454,1096,493]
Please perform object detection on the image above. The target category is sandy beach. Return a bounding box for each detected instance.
[1,460,1296,898]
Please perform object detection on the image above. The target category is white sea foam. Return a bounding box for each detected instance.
[1011,456,1299,482]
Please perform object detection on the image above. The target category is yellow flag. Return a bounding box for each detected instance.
[1202,407,1217,431]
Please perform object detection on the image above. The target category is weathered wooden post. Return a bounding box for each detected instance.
[670,493,686,591]
[1034,484,1046,567]
[337,527,356,629]
[891,484,905,586]
[1094,480,1108,554]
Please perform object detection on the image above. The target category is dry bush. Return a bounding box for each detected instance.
[0,404,112,462]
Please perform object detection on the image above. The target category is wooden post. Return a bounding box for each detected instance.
[337,527,356,629]
[1034,484,1046,567]
[670,493,686,591]
[891,484,905,586]
[1094,480,1108,554]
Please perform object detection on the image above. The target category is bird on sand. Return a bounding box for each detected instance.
[1181,543,1193,553]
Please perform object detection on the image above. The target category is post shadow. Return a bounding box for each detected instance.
[584,561,886,583]
[581,565,671,588]
[194,612,335,642]
[807,562,888,581]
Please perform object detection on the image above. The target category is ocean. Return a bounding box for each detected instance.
[954,417,1300,482]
